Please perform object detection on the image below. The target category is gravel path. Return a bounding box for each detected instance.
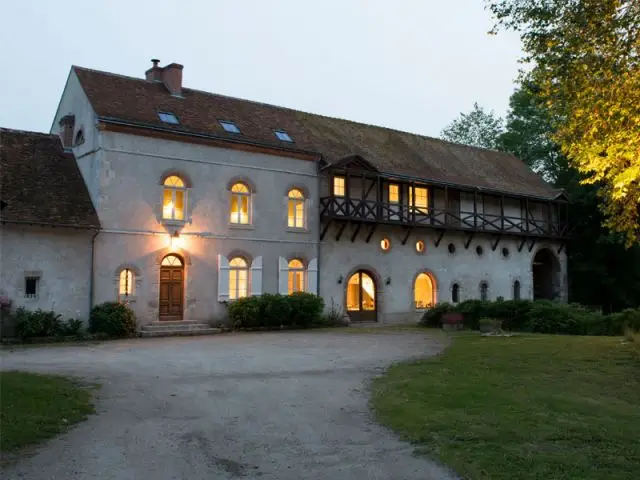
[1,330,457,480]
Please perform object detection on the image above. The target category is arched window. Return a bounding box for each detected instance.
[414,272,435,309]
[118,268,134,299]
[74,129,85,146]
[288,259,305,293]
[229,257,249,299]
[451,283,460,303]
[480,281,489,301]
[513,280,521,300]
[287,189,305,228]
[230,183,251,225]
[162,175,186,221]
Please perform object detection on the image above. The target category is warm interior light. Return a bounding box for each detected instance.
[170,233,183,250]
[163,201,174,219]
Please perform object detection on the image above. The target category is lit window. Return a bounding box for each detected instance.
[158,112,179,124]
[161,255,183,266]
[25,276,39,298]
[513,280,521,300]
[409,186,428,213]
[333,176,345,197]
[274,130,293,142]
[230,183,251,225]
[288,259,305,294]
[414,273,435,309]
[452,283,460,303]
[75,130,85,146]
[389,184,399,203]
[219,120,241,134]
[229,257,249,300]
[416,240,425,253]
[119,268,134,298]
[380,238,390,251]
[162,175,186,221]
[287,188,305,228]
[480,282,489,301]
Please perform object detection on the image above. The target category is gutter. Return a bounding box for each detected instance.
[89,230,99,315]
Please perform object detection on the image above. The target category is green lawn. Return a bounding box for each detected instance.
[371,334,640,480]
[0,371,96,452]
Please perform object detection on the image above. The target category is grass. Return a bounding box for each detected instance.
[0,371,96,453]
[371,334,640,480]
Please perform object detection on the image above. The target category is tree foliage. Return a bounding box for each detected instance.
[440,102,505,150]
[487,0,640,246]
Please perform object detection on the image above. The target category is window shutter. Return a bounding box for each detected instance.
[217,254,230,302]
[251,256,263,296]
[278,257,289,295]
[307,258,318,295]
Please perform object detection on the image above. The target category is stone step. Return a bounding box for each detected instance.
[141,322,213,332]
[139,327,222,338]
[144,320,203,327]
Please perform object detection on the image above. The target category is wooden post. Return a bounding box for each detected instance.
[547,201,553,235]
[444,186,449,225]
[410,181,415,224]
[525,198,529,233]
[345,170,350,216]
[500,195,505,232]
[473,190,478,228]
[377,176,382,220]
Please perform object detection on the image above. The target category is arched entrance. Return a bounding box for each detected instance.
[346,270,377,322]
[532,248,561,300]
[159,254,184,320]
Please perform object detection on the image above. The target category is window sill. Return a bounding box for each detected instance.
[119,296,137,303]
[161,219,187,227]
[286,227,309,233]
[229,223,255,230]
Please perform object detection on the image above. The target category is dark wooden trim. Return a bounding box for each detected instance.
[335,222,347,241]
[491,234,501,251]
[401,227,412,245]
[350,222,362,242]
[517,237,527,252]
[557,242,566,254]
[464,232,474,249]
[528,239,536,252]
[365,224,377,243]
[320,219,332,241]
[434,229,445,247]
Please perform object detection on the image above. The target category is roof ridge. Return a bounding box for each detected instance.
[0,127,58,138]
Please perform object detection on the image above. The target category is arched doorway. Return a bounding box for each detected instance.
[532,248,561,300]
[159,254,184,320]
[414,272,436,309]
[346,270,377,322]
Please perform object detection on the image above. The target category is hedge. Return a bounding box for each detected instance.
[14,308,85,340]
[421,299,640,336]
[89,302,137,338]
[227,293,325,329]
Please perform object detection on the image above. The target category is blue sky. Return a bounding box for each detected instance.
[0,0,523,137]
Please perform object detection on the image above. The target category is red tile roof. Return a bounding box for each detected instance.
[74,66,557,199]
[0,128,99,228]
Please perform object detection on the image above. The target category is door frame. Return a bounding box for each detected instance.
[159,254,185,321]
[345,269,378,322]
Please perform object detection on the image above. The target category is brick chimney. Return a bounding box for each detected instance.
[58,114,75,150]
[145,59,184,97]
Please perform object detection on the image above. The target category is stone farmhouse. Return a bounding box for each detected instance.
[0,60,569,331]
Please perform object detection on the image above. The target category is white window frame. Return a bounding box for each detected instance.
[287,189,306,229]
[162,176,188,223]
[229,257,250,300]
[229,183,252,225]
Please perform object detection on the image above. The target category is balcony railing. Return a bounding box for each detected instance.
[320,196,569,238]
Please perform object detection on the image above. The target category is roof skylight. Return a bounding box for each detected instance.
[158,111,179,125]
[274,130,293,142]
[219,120,241,134]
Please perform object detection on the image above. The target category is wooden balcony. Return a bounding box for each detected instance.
[320,196,570,240]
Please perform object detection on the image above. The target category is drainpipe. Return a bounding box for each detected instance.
[89,230,100,315]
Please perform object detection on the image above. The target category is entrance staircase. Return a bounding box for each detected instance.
[139,320,222,338]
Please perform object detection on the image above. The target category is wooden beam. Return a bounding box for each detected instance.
[434,229,445,247]
[491,234,501,251]
[557,242,566,254]
[401,227,413,245]
[464,232,474,249]
[350,222,362,243]
[524,198,529,233]
[335,222,347,242]
[500,195,505,231]
[517,237,527,252]
[365,224,377,243]
[473,190,478,228]
[319,219,332,241]
[528,239,536,252]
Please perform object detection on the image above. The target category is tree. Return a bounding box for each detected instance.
[486,0,640,246]
[440,102,504,150]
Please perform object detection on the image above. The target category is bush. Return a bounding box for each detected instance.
[59,318,85,337]
[319,300,348,327]
[478,317,503,333]
[419,302,455,327]
[15,308,63,339]
[89,302,136,338]
[227,293,328,330]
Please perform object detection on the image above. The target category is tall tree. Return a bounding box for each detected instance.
[486,0,640,246]
[440,102,504,150]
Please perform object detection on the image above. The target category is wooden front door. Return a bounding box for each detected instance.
[346,271,377,322]
[159,254,184,320]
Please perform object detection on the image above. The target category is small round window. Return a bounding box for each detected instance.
[476,245,484,256]
[416,240,425,253]
[448,243,456,254]
[380,238,391,251]
[502,247,510,258]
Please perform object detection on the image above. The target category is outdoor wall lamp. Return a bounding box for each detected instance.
[170,231,182,250]
[337,275,344,284]
[386,277,391,285]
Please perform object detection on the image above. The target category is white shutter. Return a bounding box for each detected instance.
[278,256,289,295]
[307,258,318,295]
[217,254,230,302]
[251,256,263,296]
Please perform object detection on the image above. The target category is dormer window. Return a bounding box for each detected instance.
[219,120,241,134]
[274,130,293,142]
[158,112,179,125]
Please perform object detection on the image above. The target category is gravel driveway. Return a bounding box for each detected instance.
[1,330,456,480]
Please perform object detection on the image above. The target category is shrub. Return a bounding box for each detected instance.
[420,302,455,327]
[287,292,324,328]
[59,318,85,337]
[478,317,502,333]
[89,302,136,338]
[227,296,262,329]
[15,308,63,339]
[260,294,291,328]
[319,300,348,327]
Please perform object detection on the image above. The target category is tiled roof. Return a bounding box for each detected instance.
[74,66,557,199]
[0,128,99,228]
